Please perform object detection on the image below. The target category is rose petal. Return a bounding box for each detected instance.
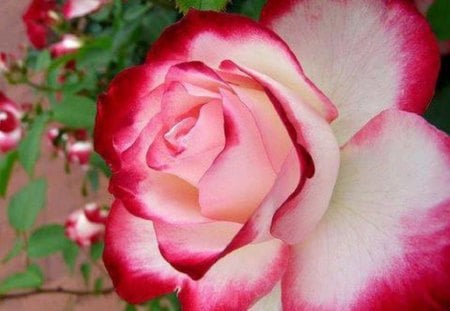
[103,201,186,304]
[179,239,288,311]
[223,61,340,245]
[282,110,450,309]
[147,10,337,121]
[95,64,168,170]
[198,89,277,223]
[105,201,289,310]
[261,0,440,144]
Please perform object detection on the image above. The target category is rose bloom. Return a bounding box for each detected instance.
[66,140,93,167]
[65,203,107,247]
[22,0,57,49]
[95,1,450,310]
[0,92,22,154]
[63,0,109,19]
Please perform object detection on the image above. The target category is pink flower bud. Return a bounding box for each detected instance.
[65,207,105,247]
[63,0,109,20]
[66,140,92,167]
[84,202,109,224]
[0,92,22,153]
[50,34,83,58]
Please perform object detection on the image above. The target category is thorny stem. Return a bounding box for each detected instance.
[0,286,115,300]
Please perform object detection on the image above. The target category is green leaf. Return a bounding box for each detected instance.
[90,242,104,261]
[94,277,103,292]
[8,179,47,231]
[0,151,17,197]
[62,240,79,272]
[142,6,178,43]
[27,224,68,258]
[87,169,100,192]
[176,0,229,13]
[76,37,113,67]
[124,2,150,21]
[0,265,43,294]
[80,262,91,286]
[52,95,96,129]
[18,114,48,176]
[229,0,265,20]
[125,304,137,311]
[34,50,51,71]
[1,238,24,264]
[425,86,450,134]
[427,0,450,40]
[90,152,111,177]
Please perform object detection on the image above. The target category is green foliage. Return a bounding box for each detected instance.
[0,265,43,294]
[1,238,25,264]
[62,240,79,272]
[427,0,450,40]
[0,151,17,197]
[7,179,47,231]
[426,86,450,134]
[34,50,52,71]
[229,0,265,20]
[94,277,104,292]
[80,262,91,286]
[90,242,104,261]
[27,224,69,258]
[18,113,49,176]
[176,0,229,13]
[52,95,96,130]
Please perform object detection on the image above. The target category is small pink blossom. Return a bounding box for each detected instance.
[50,34,83,58]
[65,203,108,247]
[63,0,109,20]
[66,140,93,167]
[0,92,22,154]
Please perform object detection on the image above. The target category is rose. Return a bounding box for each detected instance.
[94,1,450,310]
[65,203,108,247]
[0,92,22,154]
[22,0,57,49]
[63,0,109,20]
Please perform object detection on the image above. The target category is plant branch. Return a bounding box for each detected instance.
[0,286,115,300]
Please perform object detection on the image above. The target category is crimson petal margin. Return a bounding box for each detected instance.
[283,110,450,310]
[261,0,440,144]
[104,201,289,310]
[146,9,337,122]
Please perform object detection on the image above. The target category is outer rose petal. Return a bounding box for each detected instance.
[249,283,282,311]
[103,201,185,304]
[179,239,288,311]
[105,201,289,310]
[147,10,337,122]
[283,110,450,310]
[261,0,440,144]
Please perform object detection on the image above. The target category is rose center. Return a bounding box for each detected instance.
[163,117,197,154]
[0,110,18,133]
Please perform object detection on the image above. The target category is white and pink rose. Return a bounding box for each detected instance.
[94,1,449,310]
[65,202,108,247]
[0,92,22,154]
